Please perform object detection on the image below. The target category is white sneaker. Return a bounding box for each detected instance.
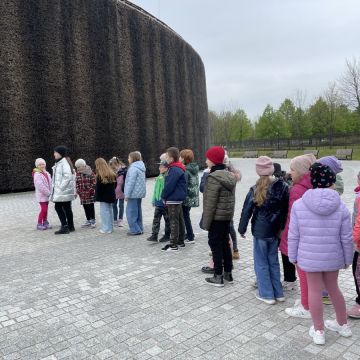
[309,326,325,345]
[282,281,297,291]
[81,220,91,228]
[117,219,124,227]
[256,294,276,305]
[325,319,352,337]
[285,300,311,318]
[276,297,286,302]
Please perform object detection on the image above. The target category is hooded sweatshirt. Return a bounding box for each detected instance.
[288,188,353,272]
[202,168,237,230]
[124,161,146,199]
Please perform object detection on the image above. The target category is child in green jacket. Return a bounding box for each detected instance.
[147,161,171,242]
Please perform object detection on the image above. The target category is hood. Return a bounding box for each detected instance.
[302,188,341,216]
[169,161,186,172]
[131,161,146,172]
[210,170,237,191]
[186,162,199,175]
[78,165,93,176]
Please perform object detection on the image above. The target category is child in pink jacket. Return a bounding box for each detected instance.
[32,158,52,230]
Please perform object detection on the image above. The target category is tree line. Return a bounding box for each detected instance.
[209,58,360,145]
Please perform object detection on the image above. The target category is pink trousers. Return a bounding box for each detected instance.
[306,271,347,331]
[38,202,49,224]
[297,266,309,310]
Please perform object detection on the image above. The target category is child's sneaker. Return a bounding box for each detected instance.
[285,299,311,318]
[161,244,178,252]
[36,224,47,231]
[282,281,297,291]
[201,266,214,274]
[322,295,332,305]
[347,303,360,319]
[309,326,325,345]
[81,220,91,228]
[224,272,234,283]
[117,219,124,227]
[205,274,224,287]
[232,250,240,260]
[159,235,170,243]
[325,320,352,337]
[43,220,52,229]
[255,294,276,305]
[147,235,158,242]
[184,239,195,244]
[90,220,96,228]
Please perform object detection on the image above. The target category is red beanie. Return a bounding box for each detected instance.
[206,146,225,165]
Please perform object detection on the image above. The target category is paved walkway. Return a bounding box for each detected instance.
[1,159,360,360]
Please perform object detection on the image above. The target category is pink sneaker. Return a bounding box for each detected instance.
[347,303,360,319]
[36,224,47,230]
[118,219,124,227]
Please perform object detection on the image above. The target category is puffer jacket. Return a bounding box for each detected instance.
[183,162,200,207]
[280,173,312,255]
[124,161,146,199]
[238,178,289,238]
[202,168,236,231]
[51,158,75,202]
[162,162,187,204]
[288,188,353,272]
[33,169,52,202]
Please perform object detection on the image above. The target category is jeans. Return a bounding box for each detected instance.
[100,202,113,232]
[83,203,95,221]
[151,206,171,237]
[229,220,238,251]
[182,205,194,240]
[113,199,124,221]
[168,204,185,247]
[208,220,233,276]
[281,253,297,282]
[126,198,143,234]
[253,237,284,300]
[54,201,74,228]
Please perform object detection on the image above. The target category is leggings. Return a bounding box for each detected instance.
[297,266,309,310]
[38,202,49,224]
[306,271,347,331]
[281,253,297,282]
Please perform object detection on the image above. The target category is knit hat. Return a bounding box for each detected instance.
[206,146,225,165]
[290,154,316,176]
[256,156,274,176]
[310,163,336,189]
[35,158,46,167]
[318,156,343,174]
[273,163,282,178]
[75,159,86,168]
[54,145,68,158]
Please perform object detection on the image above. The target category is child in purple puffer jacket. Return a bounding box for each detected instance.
[288,163,353,345]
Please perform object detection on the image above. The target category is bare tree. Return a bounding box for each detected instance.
[324,82,341,148]
[339,58,360,114]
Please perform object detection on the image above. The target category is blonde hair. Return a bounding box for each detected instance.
[254,176,272,207]
[95,158,116,184]
[129,152,141,164]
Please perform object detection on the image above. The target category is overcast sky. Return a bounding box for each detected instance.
[130,0,360,120]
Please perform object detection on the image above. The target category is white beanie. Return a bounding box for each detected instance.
[35,158,46,167]
[75,159,86,168]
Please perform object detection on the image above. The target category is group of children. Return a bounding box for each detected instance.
[32,145,360,345]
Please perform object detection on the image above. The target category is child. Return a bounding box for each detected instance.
[51,146,76,235]
[282,154,316,317]
[239,156,289,302]
[318,156,344,195]
[124,152,146,235]
[33,158,52,230]
[161,147,187,252]
[75,159,96,228]
[288,163,353,345]
[95,158,116,234]
[109,157,127,227]
[347,171,360,318]
[180,149,200,244]
[203,146,236,286]
[147,160,171,242]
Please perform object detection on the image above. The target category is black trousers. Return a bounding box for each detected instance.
[151,206,171,237]
[83,203,95,221]
[353,251,360,305]
[55,201,74,228]
[208,220,233,276]
[281,253,297,282]
[182,205,194,240]
[167,204,185,247]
